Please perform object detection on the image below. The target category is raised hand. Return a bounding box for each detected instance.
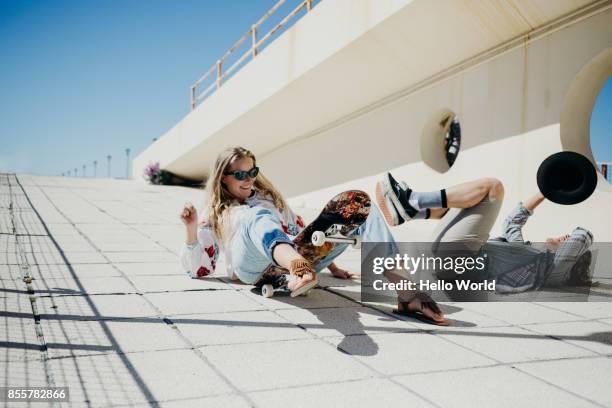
[180,202,198,228]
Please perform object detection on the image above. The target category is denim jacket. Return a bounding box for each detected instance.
[179,191,304,279]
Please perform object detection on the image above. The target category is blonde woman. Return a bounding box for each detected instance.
[179,147,354,296]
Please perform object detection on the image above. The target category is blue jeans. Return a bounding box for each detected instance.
[231,205,396,284]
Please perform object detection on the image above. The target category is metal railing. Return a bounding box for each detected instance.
[190,0,317,110]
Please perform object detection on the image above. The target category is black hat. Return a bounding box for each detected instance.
[537,151,597,205]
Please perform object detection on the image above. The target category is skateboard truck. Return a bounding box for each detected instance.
[310,224,362,249]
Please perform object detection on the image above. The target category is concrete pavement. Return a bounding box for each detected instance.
[2,174,612,407]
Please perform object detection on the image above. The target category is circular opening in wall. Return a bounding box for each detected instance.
[590,76,612,185]
[420,109,461,173]
[560,47,612,192]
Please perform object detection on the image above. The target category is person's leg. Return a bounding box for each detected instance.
[377,173,504,225]
[445,177,505,208]
[315,205,446,322]
[429,208,449,219]
[314,204,397,272]
[431,192,503,249]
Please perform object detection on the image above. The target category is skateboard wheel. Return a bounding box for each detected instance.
[311,231,326,246]
[351,236,362,250]
[261,284,274,298]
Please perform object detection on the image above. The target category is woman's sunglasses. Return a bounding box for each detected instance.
[224,166,259,181]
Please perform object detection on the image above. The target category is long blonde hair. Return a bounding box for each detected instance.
[203,146,286,240]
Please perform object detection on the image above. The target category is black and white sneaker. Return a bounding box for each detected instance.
[376,172,420,226]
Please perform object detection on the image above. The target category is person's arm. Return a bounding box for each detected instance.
[500,192,545,242]
[500,202,532,243]
[179,203,219,278]
[523,192,545,213]
[327,262,357,279]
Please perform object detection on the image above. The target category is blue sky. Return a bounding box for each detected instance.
[0,1,610,178]
[591,78,612,166]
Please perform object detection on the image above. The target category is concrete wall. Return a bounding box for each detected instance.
[264,5,612,241]
[134,0,612,241]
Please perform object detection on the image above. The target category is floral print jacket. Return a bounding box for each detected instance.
[179,191,304,279]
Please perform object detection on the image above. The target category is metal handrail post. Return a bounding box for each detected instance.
[216,60,223,89]
[251,26,258,58]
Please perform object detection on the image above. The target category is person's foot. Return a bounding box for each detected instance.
[287,259,318,297]
[393,292,448,326]
[376,172,428,226]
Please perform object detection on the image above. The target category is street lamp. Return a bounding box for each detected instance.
[125,148,131,179]
[93,160,97,178]
[107,155,112,178]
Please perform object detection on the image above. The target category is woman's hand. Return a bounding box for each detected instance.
[328,262,357,280]
[181,202,198,228]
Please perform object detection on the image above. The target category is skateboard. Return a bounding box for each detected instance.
[294,190,370,263]
[258,271,290,298]
[257,190,371,298]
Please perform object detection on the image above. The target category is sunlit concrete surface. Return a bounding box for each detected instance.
[2,174,612,407]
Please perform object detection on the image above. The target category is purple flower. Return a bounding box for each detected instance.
[143,162,161,183]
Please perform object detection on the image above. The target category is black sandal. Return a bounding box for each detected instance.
[393,292,449,326]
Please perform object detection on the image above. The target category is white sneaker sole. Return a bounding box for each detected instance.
[376,181,401,226]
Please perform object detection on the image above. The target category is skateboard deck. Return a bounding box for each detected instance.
[293,190,370,265]
[256,190,370,296]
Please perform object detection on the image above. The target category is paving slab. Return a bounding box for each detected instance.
[28,263,122,279]
[276,305,421,338]
[2,293,35,314]
[0,314,42,362]
[249,378,434,408]
[536,302,612,320]
[244,287,359,310]
[32,276,136,296]
[174,310,311,346]
[41,318,188,359]
[516,357,612,407]
[202,338,375,392]
[128,275,230,292]
[459,302,586,325]
[521,320,612,355]
[394,366,600,408]
[103,251,177,263]
[437,325,596,363]
[328,332,495,375]
[145,289,264,316]
[128,394,251,408]
[0,358,51,387]
[94,240,168,253]
[48,349,232,406]
[1,315,39,345]
[0,276,26,293]
[114,262,184,277]
[0,264,25,280]
[36,294,160,320]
